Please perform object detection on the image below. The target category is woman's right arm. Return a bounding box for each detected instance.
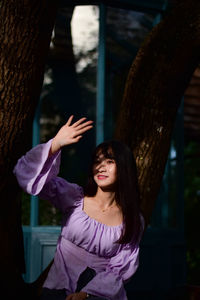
[13,138,60,196]
[13,115,93,211]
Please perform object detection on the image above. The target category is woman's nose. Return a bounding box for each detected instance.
[98,161,106,170]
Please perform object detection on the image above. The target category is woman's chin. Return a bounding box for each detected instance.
[97,183,116,192]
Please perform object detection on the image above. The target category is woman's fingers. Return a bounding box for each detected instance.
[75,125,93,136]
[74,135,82,142]
[66,116,93,131]
[71,117,87,127]
[66,115,74,126]
[75,120,93,130]
[58,116,93,147]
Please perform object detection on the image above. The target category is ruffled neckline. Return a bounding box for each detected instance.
[79,197,123,229]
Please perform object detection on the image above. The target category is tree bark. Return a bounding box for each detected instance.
[115,0,200,224]
[1,0,200,295]
[0,0,57,295]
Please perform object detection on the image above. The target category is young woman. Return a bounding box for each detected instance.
[14,115,144,300]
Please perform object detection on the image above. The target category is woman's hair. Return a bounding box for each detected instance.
[84,140,142,245]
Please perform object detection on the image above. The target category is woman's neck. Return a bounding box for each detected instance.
[94,187,116,208]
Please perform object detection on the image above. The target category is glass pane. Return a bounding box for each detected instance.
[38,5,99,225]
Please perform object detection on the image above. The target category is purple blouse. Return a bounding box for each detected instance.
[13,140,143,300]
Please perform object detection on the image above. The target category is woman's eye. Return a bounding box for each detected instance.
[107,159,114,164]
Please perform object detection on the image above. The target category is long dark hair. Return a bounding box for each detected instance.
[84,140,142,245]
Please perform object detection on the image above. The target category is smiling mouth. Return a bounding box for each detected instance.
[97,175,108,180]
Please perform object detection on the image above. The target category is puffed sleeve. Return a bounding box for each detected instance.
[13,139,83,213]
[82,241,141,300]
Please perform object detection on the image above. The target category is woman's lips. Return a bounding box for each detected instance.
[97,175,108,180]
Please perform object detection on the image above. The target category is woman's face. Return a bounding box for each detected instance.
[93,151,117,190]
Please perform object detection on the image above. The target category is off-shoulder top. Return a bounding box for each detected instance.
[13,139,144,300]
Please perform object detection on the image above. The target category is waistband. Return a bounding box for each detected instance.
[60,237,110,271]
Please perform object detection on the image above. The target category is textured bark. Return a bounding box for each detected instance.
[184,66,200,142]
[115,0,200,224]
[0,0,57,295]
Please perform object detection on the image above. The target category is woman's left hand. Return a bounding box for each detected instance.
[65,291,88,300]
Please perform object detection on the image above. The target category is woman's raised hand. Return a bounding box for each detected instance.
[50,115,93,155]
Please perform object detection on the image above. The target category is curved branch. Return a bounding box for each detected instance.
[115,0,200,224]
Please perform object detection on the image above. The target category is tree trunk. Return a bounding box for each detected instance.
[0,0,57,296]
[115,0,200,224]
